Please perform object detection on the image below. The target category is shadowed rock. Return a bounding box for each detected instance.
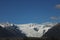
[0,25,26,38]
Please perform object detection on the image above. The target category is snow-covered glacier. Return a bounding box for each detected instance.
[0,22,57,37]
[16,22,56,37]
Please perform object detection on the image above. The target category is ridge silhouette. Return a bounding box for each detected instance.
[42,23,60,38]
[0,25,26,38]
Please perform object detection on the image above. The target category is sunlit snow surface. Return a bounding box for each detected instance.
[16,23,56,37]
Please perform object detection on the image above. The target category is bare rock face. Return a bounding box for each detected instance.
[42,23,60,38]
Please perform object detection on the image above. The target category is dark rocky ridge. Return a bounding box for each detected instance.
[42,23,60,38]
[0,25,26,38]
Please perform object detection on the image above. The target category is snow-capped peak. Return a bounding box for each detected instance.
[16,22,57,37]
[0,23,13,28]
[0,22,57,37]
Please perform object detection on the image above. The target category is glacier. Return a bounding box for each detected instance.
[16,22,56,37]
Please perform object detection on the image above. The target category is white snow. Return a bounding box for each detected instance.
[0,22,57,37]
[16,22,56,37]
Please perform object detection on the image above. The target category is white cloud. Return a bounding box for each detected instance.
[50,16,60,20]
[56,4,60,8]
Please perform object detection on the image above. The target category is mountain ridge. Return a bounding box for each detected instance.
[0,22,57,37]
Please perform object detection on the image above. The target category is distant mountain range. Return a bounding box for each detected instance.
[0,22,57,37]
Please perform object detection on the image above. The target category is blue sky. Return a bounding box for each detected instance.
[0,0,60,24]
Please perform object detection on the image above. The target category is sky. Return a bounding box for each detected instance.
[0,0,60,24]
